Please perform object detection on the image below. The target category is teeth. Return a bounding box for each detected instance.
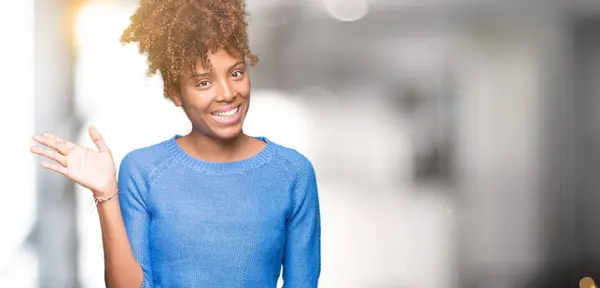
[212,106,238,119]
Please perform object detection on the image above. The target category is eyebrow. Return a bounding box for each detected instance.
[189,61,246,80]
[228,61,246,71]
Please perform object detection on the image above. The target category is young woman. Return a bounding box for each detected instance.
[29,0,321,287]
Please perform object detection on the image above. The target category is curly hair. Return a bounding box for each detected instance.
[120,0,258,99]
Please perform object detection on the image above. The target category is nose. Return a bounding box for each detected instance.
[215,78,236,102]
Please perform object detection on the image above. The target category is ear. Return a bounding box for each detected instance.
[171,92,183,107]
[169,84,183,107]
[164,70,183,107]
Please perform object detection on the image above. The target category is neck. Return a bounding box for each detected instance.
[178,130,252,162]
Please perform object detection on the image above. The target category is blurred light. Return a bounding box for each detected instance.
[0,0,36,282]
[73,3,189,287]
[73,2,144,119]
[321,0,369,22]
[243,90,312,154]
[74,2,129,47]
[580,277,596,288]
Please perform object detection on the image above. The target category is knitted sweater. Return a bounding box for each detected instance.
[117,135,321,287]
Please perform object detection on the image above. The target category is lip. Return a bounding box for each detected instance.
[212,103,241,113]
[209,104,243,126]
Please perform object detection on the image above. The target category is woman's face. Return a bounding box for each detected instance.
[172,49,251,140]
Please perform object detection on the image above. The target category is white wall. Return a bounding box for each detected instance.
[0,0,37,287]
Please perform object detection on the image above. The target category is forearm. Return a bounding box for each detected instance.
[95,184,144,288]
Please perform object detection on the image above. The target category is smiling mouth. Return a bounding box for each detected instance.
[210,105,241,122]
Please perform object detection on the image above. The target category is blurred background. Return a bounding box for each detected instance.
[2,0,600,287]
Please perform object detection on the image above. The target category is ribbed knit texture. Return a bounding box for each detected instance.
[117,135,321,287]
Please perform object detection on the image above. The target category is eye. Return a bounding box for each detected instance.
[231,70,244,80]
[197,80,211,87]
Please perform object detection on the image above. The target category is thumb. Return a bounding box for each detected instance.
[89,125,110,153]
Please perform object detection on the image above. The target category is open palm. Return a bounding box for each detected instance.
[30,126,117,195]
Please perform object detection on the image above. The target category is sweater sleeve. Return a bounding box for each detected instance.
[118,153,154,287]
[282,158,321,288]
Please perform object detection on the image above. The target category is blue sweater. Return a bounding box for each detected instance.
[117,135,321,287]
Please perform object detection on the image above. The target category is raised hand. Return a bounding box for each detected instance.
[30,126,117,196]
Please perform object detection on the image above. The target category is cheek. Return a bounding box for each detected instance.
[236,80,251,99]
[181,89,214,111]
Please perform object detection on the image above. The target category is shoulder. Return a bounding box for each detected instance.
[269,140,316,178]
[267,140,319,204]
[118,137,173,179]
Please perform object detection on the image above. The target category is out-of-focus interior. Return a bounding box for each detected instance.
[3,0,600,287]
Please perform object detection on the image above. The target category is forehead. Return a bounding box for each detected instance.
[195,49,244,71]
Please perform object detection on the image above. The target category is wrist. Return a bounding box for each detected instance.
[91,186,119,210]
[93,182,118,198]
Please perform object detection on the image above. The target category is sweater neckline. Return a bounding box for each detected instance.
[165,135,277,174]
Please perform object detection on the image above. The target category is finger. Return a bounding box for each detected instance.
[32,134,71,155]
[30,146,68,166]
[89,126,110,153]
[40,161,69,177]
[41,133,77,152]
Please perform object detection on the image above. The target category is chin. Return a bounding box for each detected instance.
[212,126,244,140]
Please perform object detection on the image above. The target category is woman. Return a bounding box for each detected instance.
[29,0,321,287]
